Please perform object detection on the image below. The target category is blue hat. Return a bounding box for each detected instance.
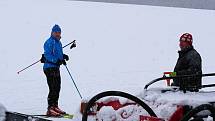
[52,24,61,33]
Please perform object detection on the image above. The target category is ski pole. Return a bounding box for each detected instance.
[17,60,40,74]
[17,40,76,74]
[63,40,76,48]
[64,65,83,99]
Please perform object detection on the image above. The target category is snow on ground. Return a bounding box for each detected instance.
[0,0,215,120]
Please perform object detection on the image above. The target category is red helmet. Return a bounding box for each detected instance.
[180,33,193,45]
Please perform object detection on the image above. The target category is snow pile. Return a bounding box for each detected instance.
[0,103,6,121]
[75,88,215,121]
[97,106,117,121]
[142,88,215,106]
[140,88,215,120]
[96,105,148,121]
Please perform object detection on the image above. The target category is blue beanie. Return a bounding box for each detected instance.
[52,24,61,33]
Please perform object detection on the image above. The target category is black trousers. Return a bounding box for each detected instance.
[44,67,61,108]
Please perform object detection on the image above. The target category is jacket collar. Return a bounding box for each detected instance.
[178,45,194,57]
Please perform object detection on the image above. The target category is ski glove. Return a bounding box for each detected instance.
[63,54,69,61]
[40,54,46,63]
[62,59,67,65]
[170,72,177,77]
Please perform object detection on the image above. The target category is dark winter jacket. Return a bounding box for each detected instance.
[173,46,202,91]
[43,36,64,69]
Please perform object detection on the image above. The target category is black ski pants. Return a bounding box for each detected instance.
[44,67,61,108]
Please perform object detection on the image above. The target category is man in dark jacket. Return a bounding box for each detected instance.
[172,33,202,92]
[43,24,69,116]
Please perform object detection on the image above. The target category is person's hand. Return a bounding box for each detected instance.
[40,54,46,63]
[62,59,67,65]
[63,54,69,61]
[170,72,177,77]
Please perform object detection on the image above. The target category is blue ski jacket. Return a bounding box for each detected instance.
[43,36,63,69]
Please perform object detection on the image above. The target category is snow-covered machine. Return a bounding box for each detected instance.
[81,73,215,121]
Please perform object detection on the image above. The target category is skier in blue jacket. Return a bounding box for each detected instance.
[43,24,69,117]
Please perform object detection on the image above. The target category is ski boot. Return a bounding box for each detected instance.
[46,106,62,117]
[53,106,66,115]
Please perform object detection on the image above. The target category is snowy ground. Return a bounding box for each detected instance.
[0,0,215,120]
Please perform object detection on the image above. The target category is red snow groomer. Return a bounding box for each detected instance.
[81,73,215,121]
